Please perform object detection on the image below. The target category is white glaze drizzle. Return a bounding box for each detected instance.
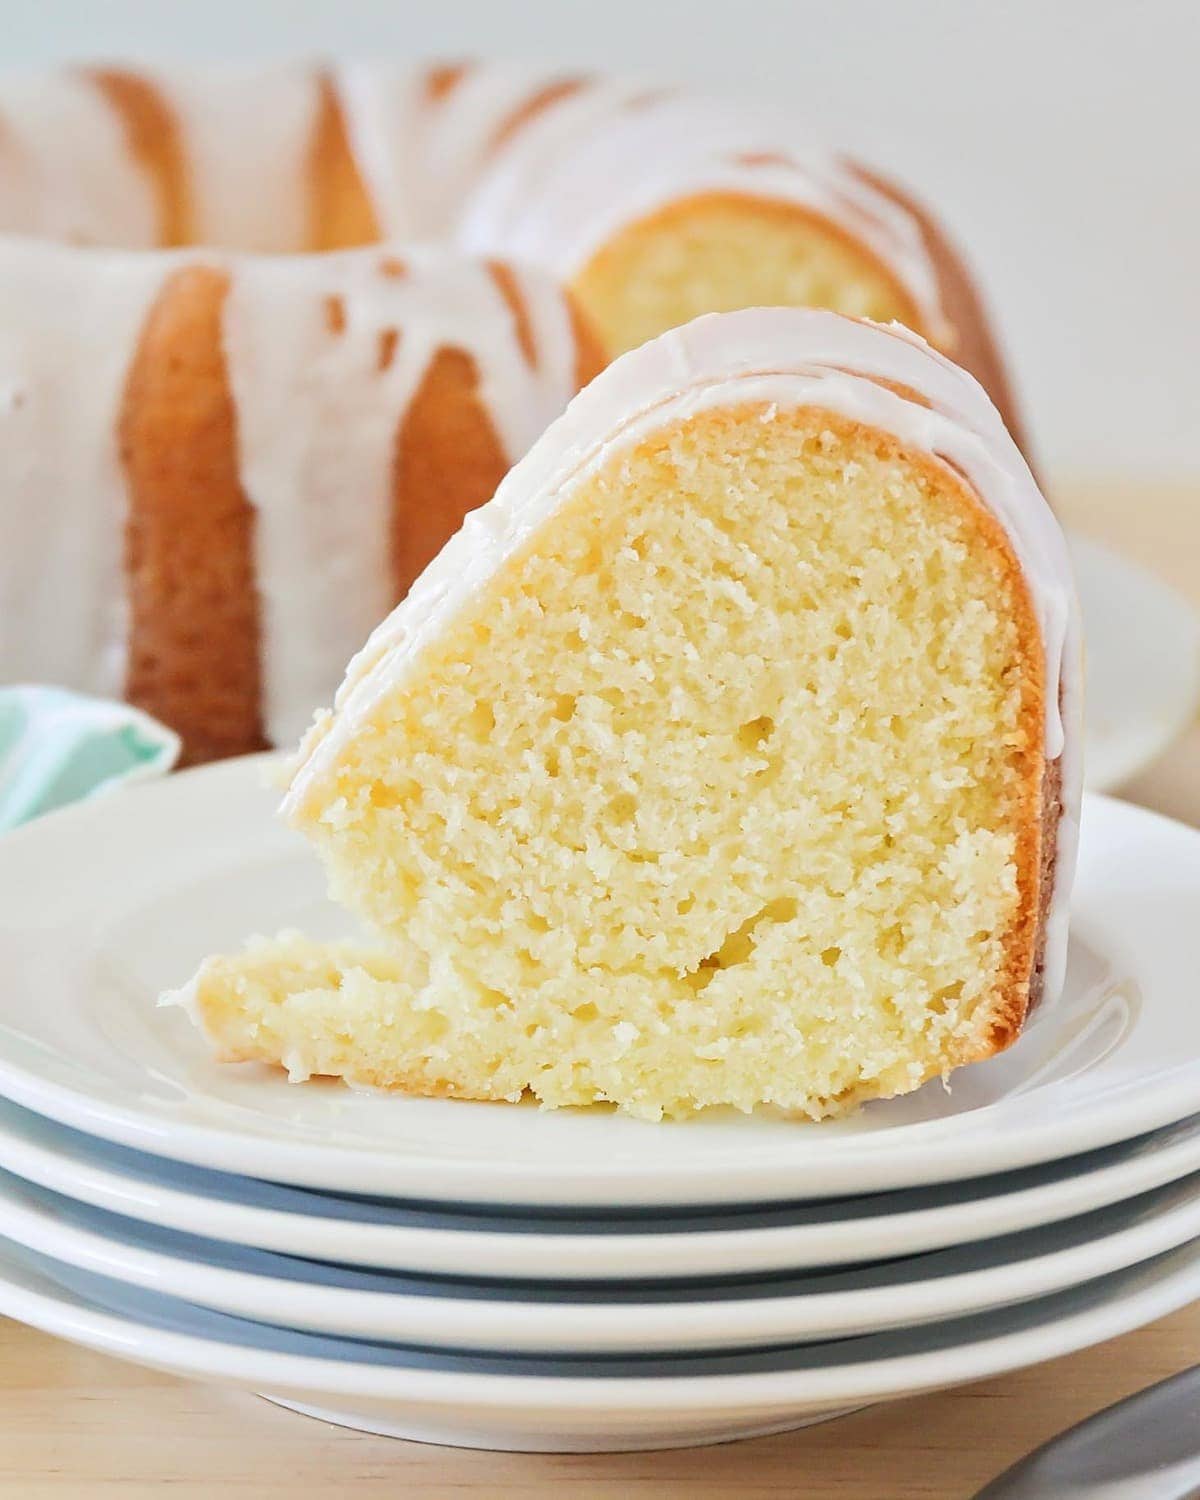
[452,70,650,241]
[0,235,581,735]
[417,62,585,231]
[146,65,319,253]
[224,245,582,745]
[0,241,165,697]
[222,251,402,747]
[0,73,158,247]
[329,64,430,240]
[334,63,621,244]
[286,308,1082,1009]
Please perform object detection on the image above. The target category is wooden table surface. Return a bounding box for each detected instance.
[1,481,1197,1499]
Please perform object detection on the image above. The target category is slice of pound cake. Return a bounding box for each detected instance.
[171,308,1082,1121]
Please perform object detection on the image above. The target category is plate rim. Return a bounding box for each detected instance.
[3,1098,1200,1280]
[3,1167,1199,1352]
[0,1234,1198,1413]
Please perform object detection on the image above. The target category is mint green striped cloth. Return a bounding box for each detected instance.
[0,686,179,831]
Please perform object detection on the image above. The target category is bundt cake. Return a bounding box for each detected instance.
[170,309,1082,1122]
[0,61,1026,762]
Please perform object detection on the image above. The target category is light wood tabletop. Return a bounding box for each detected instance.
[1,481,1196,1499]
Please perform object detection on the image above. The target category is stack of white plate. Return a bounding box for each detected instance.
[1,756,1200,1452]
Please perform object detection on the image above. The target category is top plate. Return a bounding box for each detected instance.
[1,755,1199,1207]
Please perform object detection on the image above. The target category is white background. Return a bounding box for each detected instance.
[5,0,1197,483]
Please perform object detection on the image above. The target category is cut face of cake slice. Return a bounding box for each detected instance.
[173,309,1082,1121]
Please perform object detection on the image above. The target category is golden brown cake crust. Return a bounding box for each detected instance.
[901,447,1061,1058]
[823,358,1057,1057]
[120,265,270,765]
[389,346,511,601]
[308,71,380,251]
[422,63,470,104]
[899,441,1052,1063]
[84,68,191,246]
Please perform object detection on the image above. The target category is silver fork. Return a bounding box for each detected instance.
[974,1363,1200,1498]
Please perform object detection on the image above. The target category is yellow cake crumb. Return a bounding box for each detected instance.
[180,402,1045,1120]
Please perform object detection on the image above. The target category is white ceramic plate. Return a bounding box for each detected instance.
[3,1166,1199,1353]
[3,1097,1200,1281]
[2,1235,1199,1451]
[1073,534,1200,792]
[3,759,1200,1207]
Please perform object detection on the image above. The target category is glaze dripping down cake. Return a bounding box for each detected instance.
[0,63,1030,762]
[171,309,1082,1122]
[0,61,1023,405]
[0,242,599,763]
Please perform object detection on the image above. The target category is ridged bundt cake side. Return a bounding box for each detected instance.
[120,262,270,764]
[0,63,1026,405]
[0,240,602,761]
